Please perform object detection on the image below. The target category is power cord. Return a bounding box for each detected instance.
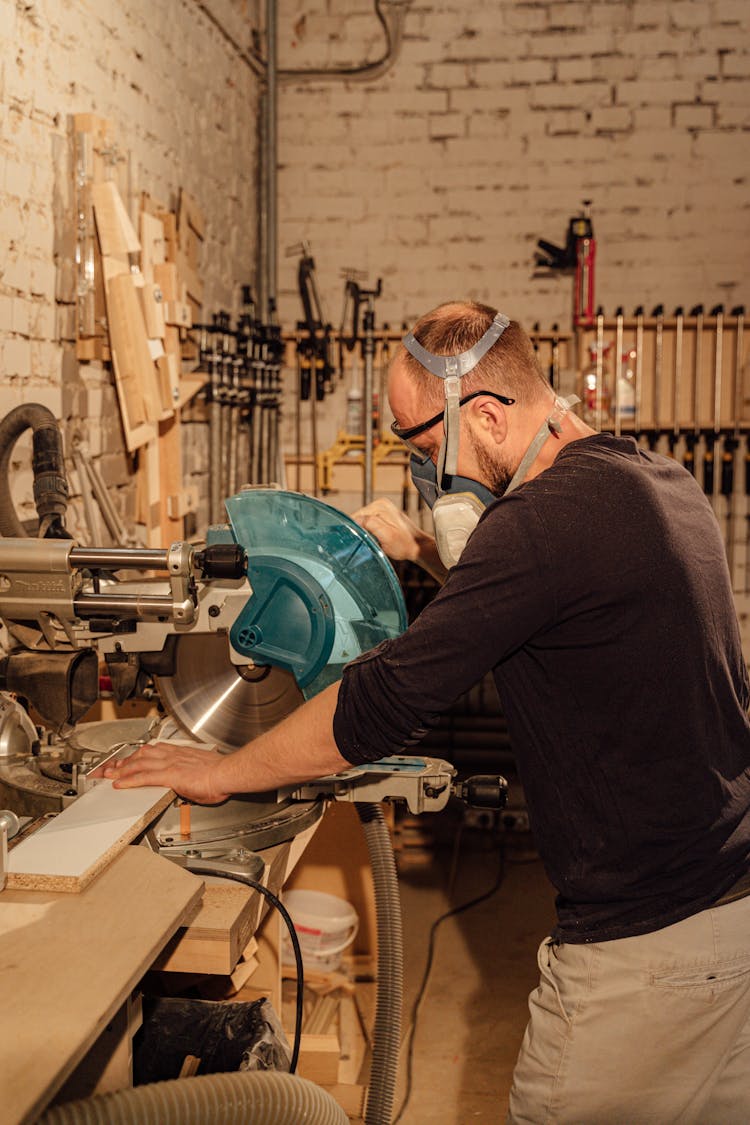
[183,864,304,1075]
[393,834,506,1123]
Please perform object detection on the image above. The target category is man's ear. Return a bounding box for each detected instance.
[471,396,509,445]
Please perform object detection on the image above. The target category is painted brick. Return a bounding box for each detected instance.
[507,58,556,86]
[589,106,634,134]
[717,103,750,128]
[449,81,531,115]
[545,109,589,136]
[616,78,699,106]
[557,56,596,83]
[679,52,722,81]
[503,5,549,32]
[529,80,611,111]
[673,102,717,129]
[547,3,589,31]
[425,62,473,89]
[2,337,32,377]
[722,52,750,79]
[528,30,616,59]
[669,1,712,30]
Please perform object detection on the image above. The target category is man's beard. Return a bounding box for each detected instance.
[469,429,514,496]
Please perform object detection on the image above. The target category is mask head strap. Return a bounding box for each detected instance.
[402,312,511,482]
[504,394,581,495]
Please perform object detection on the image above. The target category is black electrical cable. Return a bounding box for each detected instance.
[184,864,304,1075]
[280,0,394,80]
[393,838,506,1124]
[191,0,411,82]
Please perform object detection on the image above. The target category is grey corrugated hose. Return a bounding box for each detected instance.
[358,801,403,1125]
[37,1070,348,1124]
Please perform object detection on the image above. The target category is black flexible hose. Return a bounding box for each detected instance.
[0,403,70,537]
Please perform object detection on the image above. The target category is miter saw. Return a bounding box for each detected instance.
[0,486,504,863]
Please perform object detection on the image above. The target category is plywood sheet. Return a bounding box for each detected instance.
[6,782,174,892]
[0,846,203,1125]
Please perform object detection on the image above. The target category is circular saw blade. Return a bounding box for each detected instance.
[156,634,304,751]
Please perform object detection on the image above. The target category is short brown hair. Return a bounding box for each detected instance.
[396,301,549,410]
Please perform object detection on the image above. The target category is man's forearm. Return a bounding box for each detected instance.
[214,680,350,795]
[415,531,448,584]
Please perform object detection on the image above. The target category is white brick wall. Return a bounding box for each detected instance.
[274,0,750,649]
[276,0,750,329]
[0,0,261,539]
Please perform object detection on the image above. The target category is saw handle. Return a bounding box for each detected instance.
[453,774,508,809]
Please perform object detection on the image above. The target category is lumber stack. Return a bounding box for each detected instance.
[72,113,204,545]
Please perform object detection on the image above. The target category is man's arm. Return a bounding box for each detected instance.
[353,497,447,584]
[106,681,350,803]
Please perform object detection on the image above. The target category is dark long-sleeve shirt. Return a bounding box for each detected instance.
[333,434,750,942]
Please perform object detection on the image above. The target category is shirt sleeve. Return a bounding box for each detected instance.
[333,491,556,764]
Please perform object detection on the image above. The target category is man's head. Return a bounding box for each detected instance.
[388,300,553,495]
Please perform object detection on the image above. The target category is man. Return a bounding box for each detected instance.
[110,301,750,1123]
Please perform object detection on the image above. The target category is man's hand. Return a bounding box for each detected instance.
[105,741,231,805]
[353,497,428,561]
[354,497,447,583]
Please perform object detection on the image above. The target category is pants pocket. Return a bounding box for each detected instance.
[538,936,572,1025]
[651,958,750,1000]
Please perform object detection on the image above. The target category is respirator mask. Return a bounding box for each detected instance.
[393,312,578,568]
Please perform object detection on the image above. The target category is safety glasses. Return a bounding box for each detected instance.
[390,389,515,457]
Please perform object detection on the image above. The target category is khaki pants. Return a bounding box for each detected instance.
[508,894,750,1124]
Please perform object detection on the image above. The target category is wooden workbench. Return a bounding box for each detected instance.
[0,846,203,1125]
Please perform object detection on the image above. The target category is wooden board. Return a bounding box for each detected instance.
[0,846,203,1125]
[107,271,162,441]
[140,210,166,284]
[6,782,174,892]
[91,181,140,257]
[140,282,166,340]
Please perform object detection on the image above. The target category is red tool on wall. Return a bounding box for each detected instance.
[535,200,597,326]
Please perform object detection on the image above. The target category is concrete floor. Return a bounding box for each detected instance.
[394,801,557,1124]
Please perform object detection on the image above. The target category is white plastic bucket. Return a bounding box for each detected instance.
[282,888,359,973]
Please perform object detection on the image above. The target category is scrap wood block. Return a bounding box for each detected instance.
[153,261,180,302]
[76,337,111,362]
[296,1033,340,1086]
[151,881,261,976]
[322,1083,365,1120]
[164,299,192,328]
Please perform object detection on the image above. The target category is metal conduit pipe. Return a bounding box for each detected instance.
[357,802,403,1125]
[265,0,278,318]
[37,1069,348,1125]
